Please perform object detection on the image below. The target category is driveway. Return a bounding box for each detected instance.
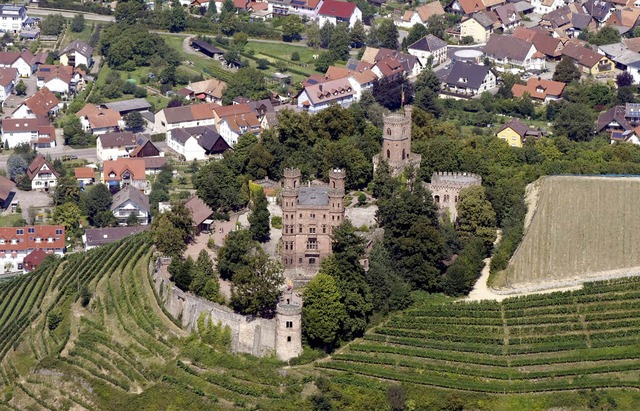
[11,189,53,220]
[3,76,37,114]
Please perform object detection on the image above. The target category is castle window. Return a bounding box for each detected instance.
[299,258,302,264]
[386,149,390,159]
[306,239,318,249]
[434,195,440,203]
[298,225,303,233]
[402,149,406,160]
[299,213,302,218]
[323,214,326,219]
[309,258,316,264]
[287,336,292,342]
[387,128,391,136]
[332,216,335,221]
[286,321,293,328]
[322,225,327,233]
[310,213,315,218]
[309,227,316,234]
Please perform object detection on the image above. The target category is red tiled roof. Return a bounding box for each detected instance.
[23,88,59,117]
[76,104,121,129]
[74,167,95,179]
[0,175,15,201]
[0,225,65,252]
[319,0,357,18]
[23,248,48,271]
[27,155,59,180]
[0,67,16,87]
[2,117,51,133]
[102,158,146,182]
[36,64,73,85]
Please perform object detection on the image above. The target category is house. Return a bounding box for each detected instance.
[0,225,65,274]
[317,0,362,28]
[96,131,138,161]
[561,42,614,75]
[12,88,59,119]
[110,186,150,226]
[399,2,446,28]
[496,118,542,147]
[101,158,147,192]
[512,77,565,102]
[0,176,15,209]
[484,34,545,71]
[408,35,448,68]
[583,0,612,26]
[369,48,422,78]
[267,0,322,17]
[185,195,214,233]
[168,126,231,160]
[154,103,217,134]
[0,51,35,77]
[26,155,59,191]
[441,61,497,96]
[322,65,378,100]
[36,65,76,94]
[23,248,47,272]
[610,126,640,145]
[76,104,122,135]
[447,0,487,15]
[59,40,93,68]
[82,225,150,250]
[0,5,27,34]
[2,117,56,149]
[297,77,356,113]
[129,135,161,158]
[596,105,633,133]
[189,39,224,59]
[181,78,227,104]
[460,11,498,43]
[530,0,565,15]
[74,167,95,188]
[213,103,261,145]
[512,27,563,59]
[143,157,168,174]
[494,3,521,31]
[606,7,640,34]
[0,67,17,103]
[103,98,153,116]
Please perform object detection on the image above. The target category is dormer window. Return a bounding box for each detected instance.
[16,229,23,235]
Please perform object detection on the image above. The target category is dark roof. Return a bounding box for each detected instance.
[407,34,447,52]
[190,39,223,55]
[497,118,529,137]
[27,155,60,180]
[544,5,572,27]
[98,131,137,148]
[59,40,93,58]
[103,98,152,114]
[171,126,229,152]
[583,0,611,21]
[0,175,15,202]
[298,187,329,206]
[111,186,150,213]
[444,61,491,90]
[84,226,150,247]
[144,157,168,169]
[484,34,534,62]
[23,248,48,271]
[185,196,214,226]
[596,105,633,132]
[571,13,592,29]
[473,10,499,28]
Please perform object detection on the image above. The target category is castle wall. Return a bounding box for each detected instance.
[150,258,301,361]
[426,172,482,221]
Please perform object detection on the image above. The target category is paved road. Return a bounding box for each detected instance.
[28,7,115,22]
[0,146,97,171]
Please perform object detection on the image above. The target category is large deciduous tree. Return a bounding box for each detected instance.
[302,273,346,350]
[230,248,283,318]
[456,185,497,251]
[193,161,246,211]
[553,57,581,84]
[82,184,113,226]
[221,67,269,104]
[216,229,255,280]
[553,102,596,142]
[248,187,270,242]
[365,243,411,315]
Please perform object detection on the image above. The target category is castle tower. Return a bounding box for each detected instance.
[373,107,421,177]
[275,297,302,361]
[283,168,301,190]
[328,168,346,231]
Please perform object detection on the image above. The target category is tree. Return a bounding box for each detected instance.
[169,256,195,291]
[53,177,81,206]
[168,1,187,32]
[15,80,26,96]
[306,21,322,48]
[63,115,90,146]
[373,77,413,110]
[414,69,442,117]
[217,229,255,280]
[302,273,346,350]
[282,15,304,41]
[53,202,82,236]
[553,57,581,83]
[7,155,27,182]
[319,21,334,49]
[82,184,112,226]
[230,248,283,318]
[403,24,428,49]
[617,71,634,88]
[221,67,269,104]
[365,243,411,314]
[248,187,270,242]
[456,185,496,251]
[152,202,196,258]
[71,13,85,32]
[114,0,146,25]
[194,161,246,211]
[588,26,620,46]
[350,20,367,47]
[553,103,596,142]
[440,238,485,296]
[41,14,65,36]
[314,52,335,73]
[329,23,351,61]
[126,212,140,226]
[426,15,447,39]
[124,111,145,130]
[94,210,117,228]
[375,19,399,50]
[190,249,220,302]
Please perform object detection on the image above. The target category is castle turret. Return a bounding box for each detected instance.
[328,169,346,230]
[374,107,421,177]
[275,297,302,361]
[283,168,301,190]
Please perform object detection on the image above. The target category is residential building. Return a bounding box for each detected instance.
[154,103,217,134]
[595,104,640,133]
[407,35,448,68]
[0,67,16,104]
[494,3,521,30]
[369,48,422,78]
[212,103,261,145]
[58,40,93,68]
[102,158,147,192]
[168,126,231,160]
[23,248,47,272]
[110,186,150,226]
[143,157,168,175]
[0,5,27,34]
[484,34,545,71]
[583,0,612,26]
[103,98,153,116]
[281,168,346,274]
[180,78,227,104]
[96,131,138,161]
[129,135,161,158]
[530,0,565,15]
[76,104,122,135]
[185,195,214,233]
[267,0,322,17]
[0,225,65,274]
[317,0,362,28]
[460,11,498,43]
[1,117,56,149]
[399,1,446,27]
[27,155,59,191]
[496,118,542,147]
[0,175,15,209]
[82,226,150,250]
[512,77,566,102]
[297,77,356,113]
[322,65,378,100]
[561,42,614,75]
[74,167,95,188]
[36,65,76,94]
[441,61,497,96]
[12,87,59,119]
[512,27,563,59]
[0,50,35,77]
[610,127,640,145]
[447,0,487,15]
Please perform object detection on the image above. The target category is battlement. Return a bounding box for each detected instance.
[329,168,346,179]
[431,171,482,186]
[276,302,302,316]
[284,168,302,178]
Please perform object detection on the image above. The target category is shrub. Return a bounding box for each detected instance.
[271,216,282,229]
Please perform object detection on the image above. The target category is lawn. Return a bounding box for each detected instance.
[0,213,23,227]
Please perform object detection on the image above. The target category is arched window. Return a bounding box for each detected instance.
[387,128,391,136]
[434,195,440,203]
[332,181,335,188]
[402,149,406,160]
[293,180,297,188]
[386,149,390,159]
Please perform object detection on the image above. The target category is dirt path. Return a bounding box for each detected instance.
[182,37,202,57]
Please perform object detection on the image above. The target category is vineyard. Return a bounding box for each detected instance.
[319,277,640,394]
[0,235,306,411]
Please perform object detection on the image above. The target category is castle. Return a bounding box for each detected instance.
[281,168,346,281]
[373,106,422,177]
[426,172,482,221]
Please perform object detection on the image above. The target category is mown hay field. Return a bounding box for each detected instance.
[500,176,640,289]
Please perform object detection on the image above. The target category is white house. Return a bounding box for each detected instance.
[0,67,17,104]
[0,5,27,34]
[442,61,497,96]
[27,156,59,191]
[154,103,216,134]
[96,131,138,161]
[36,65,77,95]
[76,104,122,135]
[267,0,322,18]
[0,225,65,274]
[398,2,446,28]
[407,35,448,69]
[530,0,565,15]
[297,77,357,113]
[0,51,36,77]
[317,0,362,28]
[168,126,231,161]
[12,88,60,120]
[2,117,56,149]
[59,40,93,68]
[484,34,545,71]
[110,186,150,226]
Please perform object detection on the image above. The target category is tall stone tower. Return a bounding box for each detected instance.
[275,294,303,361]
[373,106,422,177]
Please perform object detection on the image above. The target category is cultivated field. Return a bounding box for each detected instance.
[497,176,640,290]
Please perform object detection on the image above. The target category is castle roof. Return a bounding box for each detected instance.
[297,187,329,206]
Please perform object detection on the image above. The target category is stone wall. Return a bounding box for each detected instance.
[150,258,298,359]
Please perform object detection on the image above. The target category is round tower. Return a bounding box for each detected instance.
[328,168,346,214]
[275,300,302,361]
[283,168,301,190]
[382,108,413,164]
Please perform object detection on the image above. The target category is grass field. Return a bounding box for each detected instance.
[495,176,640,289]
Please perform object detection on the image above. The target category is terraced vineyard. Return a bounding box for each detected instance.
[0,234,304,411]
[319,277,640,393]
